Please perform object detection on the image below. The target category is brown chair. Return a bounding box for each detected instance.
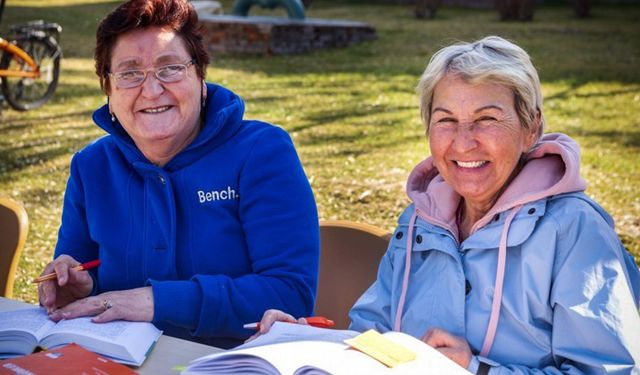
[0,196,28,298]
[315,220,391,329]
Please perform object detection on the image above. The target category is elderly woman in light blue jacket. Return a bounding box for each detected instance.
[252,35,640,374]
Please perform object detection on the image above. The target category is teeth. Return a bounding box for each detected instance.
[142,106,170,113]
[456,160,487,168]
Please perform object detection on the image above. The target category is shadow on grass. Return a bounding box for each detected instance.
[0,109,95,127]
[545,84,640,102]
[0,130,96,175]
[299,131,424,169]
[20,185,65,207]
[0,105,100,176]
[578,129,640,148]
[294,104,414,132]
[0,146,68,176]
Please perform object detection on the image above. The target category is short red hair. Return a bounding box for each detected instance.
[94,0,210,93]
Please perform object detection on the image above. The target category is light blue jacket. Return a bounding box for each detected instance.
[350,134,640,374]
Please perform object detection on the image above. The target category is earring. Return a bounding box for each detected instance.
[201,80,206,108]
[107,96,115,122]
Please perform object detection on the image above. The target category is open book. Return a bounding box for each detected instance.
[182,322,471,374]
[0,307,161,366]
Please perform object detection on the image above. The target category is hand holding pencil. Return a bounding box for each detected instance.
[32,259,100,283]
[244,316,334,330]
[244,309,335,344]
[37,255,98,313]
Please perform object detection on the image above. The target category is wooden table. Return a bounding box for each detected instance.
[0,297,223,374]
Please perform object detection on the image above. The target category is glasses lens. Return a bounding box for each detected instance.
[156,64,187,83]
[115,71,145,88]
[111,61,191,88]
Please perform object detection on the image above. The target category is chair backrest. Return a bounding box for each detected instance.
[315,220,390,329]
[0,196,28,298]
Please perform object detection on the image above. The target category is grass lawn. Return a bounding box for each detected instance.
[1,0,639,304]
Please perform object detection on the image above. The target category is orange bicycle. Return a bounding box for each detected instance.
[0,14,62,111]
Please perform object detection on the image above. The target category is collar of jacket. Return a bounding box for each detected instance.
[405,132,587,241]
[91,83,245,172]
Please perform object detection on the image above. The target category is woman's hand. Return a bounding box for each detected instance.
[421,327,472,369]
[245,309,308,342]
[38,255,94,313]
[47,287,154,323]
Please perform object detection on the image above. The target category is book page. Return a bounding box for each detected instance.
[185,340,351,375]
[49,317,129,340]
[185,327,472,374]
[182,352,283,375]
[0,308,55,339]
[236,321,360,350]
[40,317,162,366]
[186,339,420,375]
[0,308,56,357]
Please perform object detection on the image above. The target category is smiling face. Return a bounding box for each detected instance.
[108,27,202,164]
[428,74,538,213]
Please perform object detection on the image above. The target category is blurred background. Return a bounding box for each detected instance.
[0,0,638,303]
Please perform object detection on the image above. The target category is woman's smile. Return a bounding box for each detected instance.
[454,160,488,169]
[139,105,172,114]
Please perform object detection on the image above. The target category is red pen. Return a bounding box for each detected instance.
[32,259,101,283]
[243,316,335,330]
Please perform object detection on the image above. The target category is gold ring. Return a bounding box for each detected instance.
[102,299,113,311]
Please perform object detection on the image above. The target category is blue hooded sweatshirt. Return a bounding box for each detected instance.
[54,83,320,348]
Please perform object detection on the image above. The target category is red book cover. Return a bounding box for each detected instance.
[0,343,137,375]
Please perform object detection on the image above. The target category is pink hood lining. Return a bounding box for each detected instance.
[406,133,587,241]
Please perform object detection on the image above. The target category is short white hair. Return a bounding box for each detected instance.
[417,36,544,141]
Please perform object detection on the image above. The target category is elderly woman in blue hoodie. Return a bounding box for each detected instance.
[36,0,319,348]
[252,36,640,373]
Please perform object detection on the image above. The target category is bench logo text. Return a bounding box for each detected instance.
[198,186,239,203]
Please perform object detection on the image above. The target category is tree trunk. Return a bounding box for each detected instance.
[415,0,441,19]
[495,0,534,21]
[571,0,590,18]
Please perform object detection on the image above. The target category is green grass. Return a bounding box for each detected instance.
[1,0,639,304]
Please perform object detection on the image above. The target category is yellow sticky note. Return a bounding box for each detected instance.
[344,330,416,368]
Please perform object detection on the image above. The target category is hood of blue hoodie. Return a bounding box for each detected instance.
[92,83,244,172]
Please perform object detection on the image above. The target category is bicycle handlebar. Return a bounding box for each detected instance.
[10,20,63,41]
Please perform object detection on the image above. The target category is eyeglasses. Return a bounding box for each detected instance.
[109,59,196,89]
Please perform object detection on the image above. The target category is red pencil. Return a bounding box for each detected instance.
[243,316,335,330]
[32,260,101,284]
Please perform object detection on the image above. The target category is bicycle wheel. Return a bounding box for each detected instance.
[0,34,61,111]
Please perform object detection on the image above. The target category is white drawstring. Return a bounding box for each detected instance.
[479,205,522,356]
[394,209,418,331]
[392,204,522,359]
